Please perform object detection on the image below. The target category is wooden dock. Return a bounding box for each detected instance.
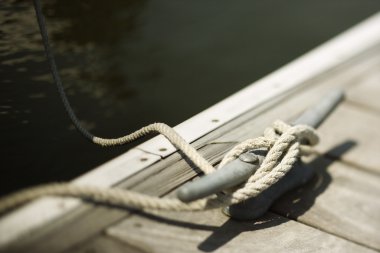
[1,13,380,253]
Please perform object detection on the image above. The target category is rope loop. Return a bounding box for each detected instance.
[214,120,319,205]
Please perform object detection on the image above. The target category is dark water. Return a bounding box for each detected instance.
[1,0,379,195]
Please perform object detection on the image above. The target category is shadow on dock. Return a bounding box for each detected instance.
[132,140,356,252]
[197,140,356,251]
[271,140,357,219]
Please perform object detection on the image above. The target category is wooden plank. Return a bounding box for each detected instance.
[1,143,235,253]
[347,70,380,112]
[70,235,148,253]
[2,14,380,248]
[315,103,380,173]
[270,85,380,250]
[70,124,380,252]
[3,45,380,253]
[65,62,380,251]
[271,157,380,251]
[99,211,375,253]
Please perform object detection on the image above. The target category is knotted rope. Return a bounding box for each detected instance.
[0,120,318,214]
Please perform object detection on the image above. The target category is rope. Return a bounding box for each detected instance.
[32,0,214,174]
[33,0,180,149]
[0,121,318,214]
[0,1,318,215]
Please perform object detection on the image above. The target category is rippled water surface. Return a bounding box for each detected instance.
[1,0,379,194]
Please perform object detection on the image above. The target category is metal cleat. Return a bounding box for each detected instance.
[177,89,344,220]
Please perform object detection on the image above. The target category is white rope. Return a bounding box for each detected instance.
[94,122,215,174]
[0,121,318,214]
[0,0,318,215]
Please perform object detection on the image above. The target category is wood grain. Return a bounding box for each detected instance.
[315,104,380,173]
[70,235,149,253]
[348,69,380,112]
[103,210,375,253]
[271,157,380,250]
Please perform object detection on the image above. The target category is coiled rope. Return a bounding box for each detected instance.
[0,1,319,214]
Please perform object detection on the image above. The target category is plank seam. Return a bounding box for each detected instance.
[345,99,380,116]
[323,153,380,177]
[270,154,380,252]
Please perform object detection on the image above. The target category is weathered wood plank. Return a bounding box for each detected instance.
[315,103,380,173]
[70,235,149,253]
[271,156,380,251]
[2,143,235,253]
[100,211,375,253]
[347,69,380,112]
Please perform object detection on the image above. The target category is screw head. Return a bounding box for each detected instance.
[238,152,259,164]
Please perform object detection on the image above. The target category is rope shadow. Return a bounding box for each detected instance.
[132,210,288,252]
[271,140,356,219]
[197,213,287,252]
[197,140,356,252]
[114,140,356,252]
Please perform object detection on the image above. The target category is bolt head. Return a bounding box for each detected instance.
[238,152,259,164]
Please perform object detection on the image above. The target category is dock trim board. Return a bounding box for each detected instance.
[0,12,380,248]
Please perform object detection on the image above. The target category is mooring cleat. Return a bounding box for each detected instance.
[176,89,344,220]
[222,160,314,220]
[177,149,266,203]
